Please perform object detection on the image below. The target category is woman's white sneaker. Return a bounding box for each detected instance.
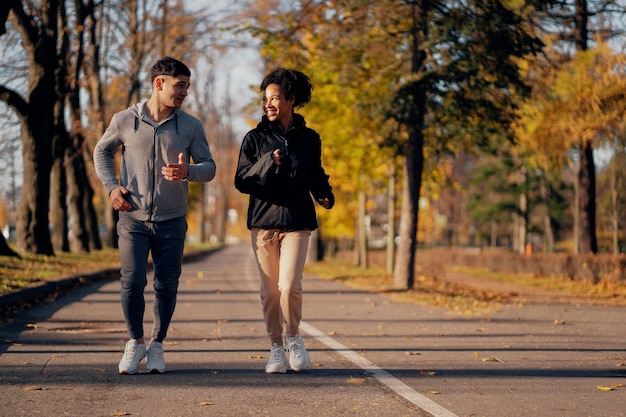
[265,343,288,374]
[285,334,310,371]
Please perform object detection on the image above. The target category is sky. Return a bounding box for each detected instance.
[187,0,262,138]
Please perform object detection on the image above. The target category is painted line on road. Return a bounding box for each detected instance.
[299,321,459,417]
[244,255,458,417]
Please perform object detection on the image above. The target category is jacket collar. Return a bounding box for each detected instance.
[258,113,306,134]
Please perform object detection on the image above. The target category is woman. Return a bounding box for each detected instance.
[235,68,334,374]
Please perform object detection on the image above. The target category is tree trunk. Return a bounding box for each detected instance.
[50,152,70,253]
[517,192,527,255]
[573,166,580,254]
[393,2,427,290]
[65,143,92,252]
[393,153,422,290]
[539,177,555,252]
[16,113,55,255]
[574,0,597,254]
[0,233,20,258]
[386,162,396,274]
[9,0,60,256]
[50,78,70,253]
[578,140,598,253]
[357,188,368,268]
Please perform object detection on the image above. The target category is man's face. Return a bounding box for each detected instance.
[156,74,190,108]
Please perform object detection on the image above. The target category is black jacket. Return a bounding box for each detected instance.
[235,113,334,231]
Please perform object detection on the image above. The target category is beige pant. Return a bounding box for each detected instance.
[251,228,311,345]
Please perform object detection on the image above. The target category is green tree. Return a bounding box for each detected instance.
[240,0,544,289]
[388,1,543,289]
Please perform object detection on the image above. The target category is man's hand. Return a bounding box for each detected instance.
[162,153,188,181]
[110,186,132,211]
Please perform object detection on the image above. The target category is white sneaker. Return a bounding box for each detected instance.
[119,339,147,375]
[286,334,310,371]
[265,343,288,374]
[146,341,166,374]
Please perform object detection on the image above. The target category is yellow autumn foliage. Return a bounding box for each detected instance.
[516,41,626,172]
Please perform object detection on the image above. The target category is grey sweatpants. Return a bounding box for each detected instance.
[117,214,187,342]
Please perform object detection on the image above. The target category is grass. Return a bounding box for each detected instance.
[306,258,512,314]
[0,242,219,295]
[307,256,626,313]
[447,264,626,301]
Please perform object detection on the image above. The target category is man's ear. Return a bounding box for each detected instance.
[155,76,164,90]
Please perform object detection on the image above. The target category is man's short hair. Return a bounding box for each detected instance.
[150,56,191,83]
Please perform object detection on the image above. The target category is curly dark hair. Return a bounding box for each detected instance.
[260,68,313,108]
[150,56,191,82]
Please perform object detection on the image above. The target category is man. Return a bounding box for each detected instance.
[94,56,216,374]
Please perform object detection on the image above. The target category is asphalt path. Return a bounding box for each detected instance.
[0,243,625,417]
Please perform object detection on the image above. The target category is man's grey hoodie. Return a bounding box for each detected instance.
[94,102,216,222]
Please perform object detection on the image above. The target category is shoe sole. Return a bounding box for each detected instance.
[266,368,287,374]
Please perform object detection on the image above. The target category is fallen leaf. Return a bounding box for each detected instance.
[347,377,366,384]
[405,351,421,356]
[197,271,204,279]
[612,383,624,388]
[164,341,178,345]
[473,352,480,357]
[597,385,614,391]
[554,320,565,325]
[482,357,505,363]
[26,323,37,329]
[420,369,438,376]
[426,390,440,394]
[111,411,130,416]
[249,355,263,359]
[199,401,214,406]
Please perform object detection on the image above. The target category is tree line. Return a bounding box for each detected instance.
[1,0,625,291]
[237,0,626,289]
[0,0,243,257]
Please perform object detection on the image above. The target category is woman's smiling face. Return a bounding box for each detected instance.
[262,83,295,130]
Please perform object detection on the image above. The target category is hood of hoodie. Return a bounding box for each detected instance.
[129,101,182,134]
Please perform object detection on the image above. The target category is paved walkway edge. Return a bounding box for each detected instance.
[0,247,223,322]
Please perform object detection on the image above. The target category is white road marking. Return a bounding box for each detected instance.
[244,255,458,417]
[299,321,459,417]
